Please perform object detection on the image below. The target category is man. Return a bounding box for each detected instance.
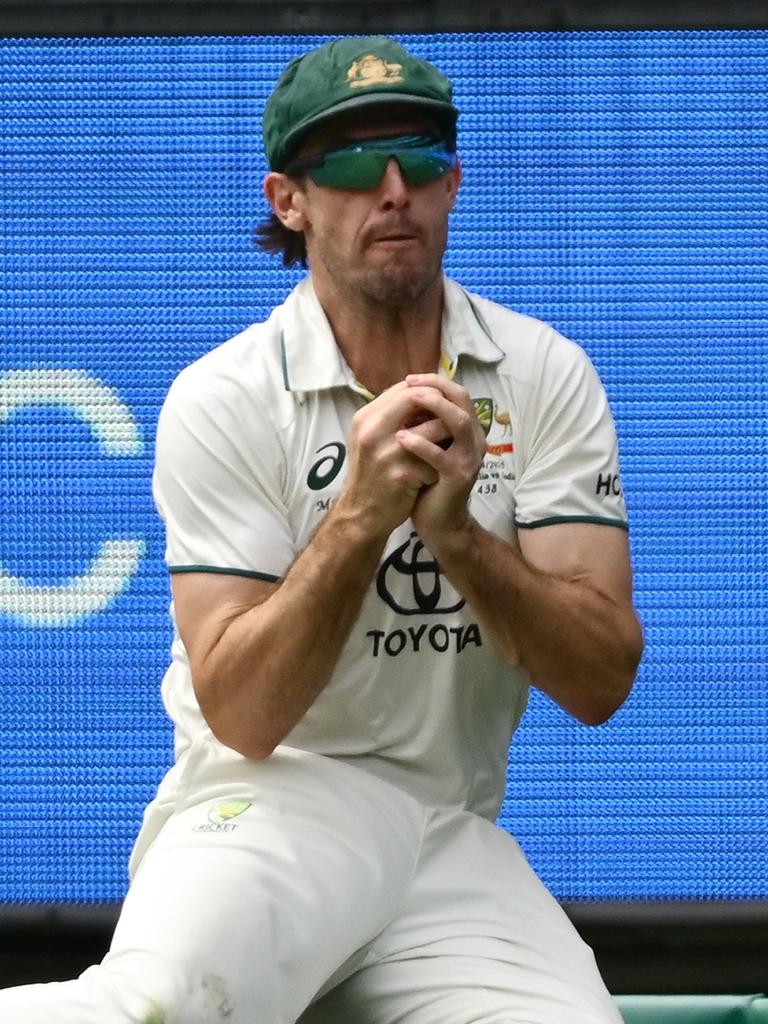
[0,35,642,1024]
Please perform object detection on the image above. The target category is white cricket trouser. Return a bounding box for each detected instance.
[0,740,622,1024]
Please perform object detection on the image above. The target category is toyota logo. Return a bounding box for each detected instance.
[376,532,465,616]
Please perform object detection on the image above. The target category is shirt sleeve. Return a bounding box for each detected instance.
[513,329,628,530]
[152,359,295,579]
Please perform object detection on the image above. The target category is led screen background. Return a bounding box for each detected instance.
[1,31,766,904]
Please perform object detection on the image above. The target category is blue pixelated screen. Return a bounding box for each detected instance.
[1,31,766,904]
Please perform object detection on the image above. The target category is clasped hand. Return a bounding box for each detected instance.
[339,374,487,543]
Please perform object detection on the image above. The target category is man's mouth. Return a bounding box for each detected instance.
[372,234,417,245]
[367,220,421,246]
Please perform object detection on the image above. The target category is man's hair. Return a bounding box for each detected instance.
[253,213,308,269]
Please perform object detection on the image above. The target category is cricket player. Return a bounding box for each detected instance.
[0,35,643,1024]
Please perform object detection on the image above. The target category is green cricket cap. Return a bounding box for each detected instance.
[264,36,459,171]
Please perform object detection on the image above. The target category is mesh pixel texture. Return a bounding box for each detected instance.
[0,32,766,902]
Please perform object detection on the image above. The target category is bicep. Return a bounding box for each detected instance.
[517,521,635,608]
[171,571,279,677]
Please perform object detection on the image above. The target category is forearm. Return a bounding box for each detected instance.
[196,506,386,758]
[429,519,643,724]
[179,384,446,759]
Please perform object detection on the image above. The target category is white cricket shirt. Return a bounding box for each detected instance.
[153,276,627,821]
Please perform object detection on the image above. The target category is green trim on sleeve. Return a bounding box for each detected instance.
[514,515,629,531]
[169,565,281,581]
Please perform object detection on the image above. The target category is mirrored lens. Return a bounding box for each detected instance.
[396,151,456,185]
[309,151,388,189]
[300,137,456,190]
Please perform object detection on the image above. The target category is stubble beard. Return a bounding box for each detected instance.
[316,224,447,313]
[356,253,442,310]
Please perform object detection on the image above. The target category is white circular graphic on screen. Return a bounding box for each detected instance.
[0,368,145,627]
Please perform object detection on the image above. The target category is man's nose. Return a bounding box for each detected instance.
[378,157,409,207]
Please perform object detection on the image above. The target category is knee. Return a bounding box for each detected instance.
[95,957,250,1024]
[82,952,187,1024]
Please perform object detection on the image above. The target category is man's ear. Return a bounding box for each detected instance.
[264,172,308,232]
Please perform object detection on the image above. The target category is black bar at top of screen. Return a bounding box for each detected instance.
[0,0,767,38]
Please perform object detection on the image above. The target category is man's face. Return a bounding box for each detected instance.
[292,109,461,309]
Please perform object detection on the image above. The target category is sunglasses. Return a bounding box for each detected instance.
[285,133,457,190]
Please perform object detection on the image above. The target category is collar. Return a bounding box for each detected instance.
[440,276,505,372]
[279,275,504,395]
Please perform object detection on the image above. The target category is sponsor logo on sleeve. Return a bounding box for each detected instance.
[595,472,622,497]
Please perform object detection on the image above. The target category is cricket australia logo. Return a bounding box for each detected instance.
[474,397,513,456]
[192,799,252,834]
[376,532,465,615]
[208,800,251,824]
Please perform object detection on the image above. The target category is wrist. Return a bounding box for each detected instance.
[323,493,393,551]
[420,510,478,562]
